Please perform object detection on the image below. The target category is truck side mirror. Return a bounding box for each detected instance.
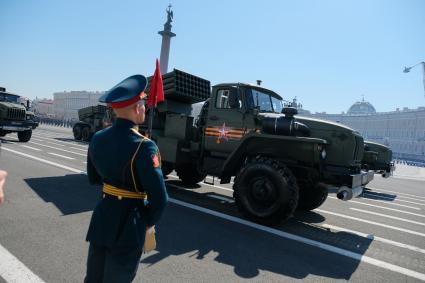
[228,90,239,109]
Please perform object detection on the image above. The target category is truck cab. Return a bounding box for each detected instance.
[0,88,38,142]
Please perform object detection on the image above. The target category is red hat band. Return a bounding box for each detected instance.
[109,92,146,109]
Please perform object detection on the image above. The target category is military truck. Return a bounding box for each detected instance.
[72,105,113,141]
[0,87,38,142]
[362,141,394,178]
[77,69,394,225]
[136,69,394,225]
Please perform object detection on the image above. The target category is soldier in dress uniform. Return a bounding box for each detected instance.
[84,74,168,282]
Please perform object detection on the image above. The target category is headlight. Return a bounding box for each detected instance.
[26,115,33,120]
[317,145,326,159]
[321,149,327,159]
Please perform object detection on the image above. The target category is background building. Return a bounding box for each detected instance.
[32,98,54,117]
[53,91,104,121]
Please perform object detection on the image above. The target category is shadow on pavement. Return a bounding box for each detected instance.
[166,179,202,189]
[24,174,101,215]
[0,137,19,143]
[55,137,89,145]
[362,188,397,201]
[143,186,372,281]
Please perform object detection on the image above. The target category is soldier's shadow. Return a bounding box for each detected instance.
[142,202,372,280]
[24,174,100,215]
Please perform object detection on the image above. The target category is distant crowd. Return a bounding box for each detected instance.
[394,159,425,168]
[37,117,76,128]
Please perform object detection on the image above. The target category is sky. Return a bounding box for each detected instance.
[0,0,424,114]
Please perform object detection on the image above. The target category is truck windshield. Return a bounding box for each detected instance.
[0,93,20,104]
[248,89,283,113]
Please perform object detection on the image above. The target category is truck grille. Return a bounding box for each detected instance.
[7,108,26,120]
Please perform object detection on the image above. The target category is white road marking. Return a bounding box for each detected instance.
[5,147,425,281]
[316,209,425,238]
[356,195,421,210]
[32,134,88,149]
[328,196,425,218]
[206,194,235,203]
[321,224,425,255]
[47,152,75,160]
[363,192,425,206]
[367,187,425,200]
[29,141,87,157]
[70,147,88,152]
[33,132,58,138]
[392,175,425,181]
[2,147,84,174]
[31,138,66,147]
[0,140,16,145]
[170,198,425,282]
[349,208,425,227]
[0,243,45,283]
[20,145,42,151]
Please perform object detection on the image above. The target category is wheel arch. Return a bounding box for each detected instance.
[220,134,327,182]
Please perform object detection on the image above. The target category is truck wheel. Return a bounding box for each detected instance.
[73,125,82,140]
[176,163,207,185]
[17,130,32,142]
[233,157,299,226]
[297,182,328,211]
[81,127,91,141]
[161,161,174,176]
[0,130,6,137]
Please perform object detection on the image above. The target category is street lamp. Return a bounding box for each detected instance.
[403,61,425,97]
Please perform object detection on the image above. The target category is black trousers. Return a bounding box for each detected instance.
[84,243,143,283]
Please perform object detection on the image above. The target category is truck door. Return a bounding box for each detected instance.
[204,87,245,154]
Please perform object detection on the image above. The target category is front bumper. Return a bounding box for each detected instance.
[334,170,374,201]
[351,170,374,188]
[0,120,38,131]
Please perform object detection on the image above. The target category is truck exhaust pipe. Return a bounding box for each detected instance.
[337,186,363,201]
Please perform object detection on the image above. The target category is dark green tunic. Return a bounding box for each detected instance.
[86,118,168,251]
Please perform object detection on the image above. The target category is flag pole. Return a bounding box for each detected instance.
[147,105,154,138]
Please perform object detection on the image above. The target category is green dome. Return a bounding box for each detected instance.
[347,98,376,115]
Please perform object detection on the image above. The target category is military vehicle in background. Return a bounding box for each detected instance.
[362,141,394,178]
[72,105,112,141]
[0,87,38,142]
[75,69,394,225]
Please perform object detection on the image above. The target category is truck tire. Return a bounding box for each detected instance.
[0,130,6,137]
[233,157,299,226]
[81,126,91,141]
[161,161,174,176]
[17,130,32,142]
[73,124,82,140]
[176,163,207,185]
[297,182,328,211]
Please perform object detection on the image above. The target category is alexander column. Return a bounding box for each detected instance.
[158,5,176,74]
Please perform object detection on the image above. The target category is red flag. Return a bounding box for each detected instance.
[147,59,164,107]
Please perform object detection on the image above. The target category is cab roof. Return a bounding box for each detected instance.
[213,83,283,100]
